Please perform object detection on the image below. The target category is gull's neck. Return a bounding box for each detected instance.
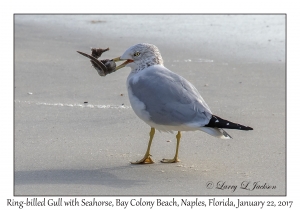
[132,56,163,73]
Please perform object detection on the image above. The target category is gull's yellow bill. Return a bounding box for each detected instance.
[112,57,134,70]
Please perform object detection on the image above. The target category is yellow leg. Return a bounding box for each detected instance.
[161,131,181,163]
[131,127,155,164]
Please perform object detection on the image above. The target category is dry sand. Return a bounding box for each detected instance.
[14,15,285,195]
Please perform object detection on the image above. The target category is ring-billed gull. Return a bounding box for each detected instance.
[112,43,253,164]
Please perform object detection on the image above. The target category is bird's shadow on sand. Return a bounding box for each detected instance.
[14,165,144,189]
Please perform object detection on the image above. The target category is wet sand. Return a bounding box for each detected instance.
[14,15,285,195]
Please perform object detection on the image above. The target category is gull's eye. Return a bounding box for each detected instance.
[133,52,141,57]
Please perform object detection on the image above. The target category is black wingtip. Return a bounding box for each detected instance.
[205,115,253,131]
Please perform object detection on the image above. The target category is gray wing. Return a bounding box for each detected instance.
[129,66,212,126]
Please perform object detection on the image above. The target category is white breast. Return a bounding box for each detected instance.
[127,71,151,124]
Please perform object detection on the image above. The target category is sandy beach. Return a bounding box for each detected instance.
[14,15,285,196]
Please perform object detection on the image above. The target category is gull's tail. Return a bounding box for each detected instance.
[199,115,253,139]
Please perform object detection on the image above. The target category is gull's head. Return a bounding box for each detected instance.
[113,43,163,72]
